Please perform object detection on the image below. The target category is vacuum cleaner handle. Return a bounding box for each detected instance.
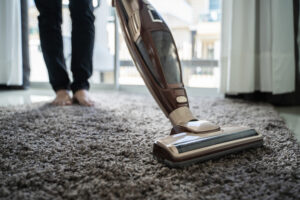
[113,0,220,134]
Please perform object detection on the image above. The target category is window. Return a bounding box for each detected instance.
[29,0,221,89]
[209,0,220,11]
[119,0,221,88]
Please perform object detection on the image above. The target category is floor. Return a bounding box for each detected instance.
[1,88,300,143]
[275,106,300,142]
[1,89,299,199]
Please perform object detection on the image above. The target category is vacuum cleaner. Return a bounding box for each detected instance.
[113,0,263,167]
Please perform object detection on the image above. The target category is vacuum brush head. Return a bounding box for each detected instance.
[153,127,263,168]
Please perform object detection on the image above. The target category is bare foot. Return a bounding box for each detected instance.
[52,90,72,106]
[73,89,95,106]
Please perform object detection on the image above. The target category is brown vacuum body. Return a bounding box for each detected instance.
[113,0,263,167]
[113,0,187,116]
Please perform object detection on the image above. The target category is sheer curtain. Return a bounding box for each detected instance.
[0,0,23,86]
[220,0,295,95]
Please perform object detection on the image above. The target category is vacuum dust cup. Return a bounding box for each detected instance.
[113,0,263,167]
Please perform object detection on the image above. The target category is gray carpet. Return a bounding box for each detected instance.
[0,92,300,200]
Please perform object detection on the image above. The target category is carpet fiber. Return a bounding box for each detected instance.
[0,92,299,200]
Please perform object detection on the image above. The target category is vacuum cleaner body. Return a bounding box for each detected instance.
[114,0,189,117]
[113,0,263,167]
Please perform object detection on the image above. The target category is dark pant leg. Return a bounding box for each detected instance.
[35,0,70,91]
[69,0,95,93]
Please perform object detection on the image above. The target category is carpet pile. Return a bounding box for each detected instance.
[0,92,299,199]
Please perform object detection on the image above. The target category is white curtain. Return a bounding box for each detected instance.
[220,0,295,94]
[0,0,23,85]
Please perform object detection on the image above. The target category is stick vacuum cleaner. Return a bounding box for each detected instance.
[113,0,263,167]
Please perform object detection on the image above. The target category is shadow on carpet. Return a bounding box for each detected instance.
[0,92,299,200]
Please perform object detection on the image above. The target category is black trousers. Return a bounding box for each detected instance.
[35,0,95,93]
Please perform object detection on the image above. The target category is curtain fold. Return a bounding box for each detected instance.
[220,0,295,95]
[0,0,23,86]
[21,0,30,88]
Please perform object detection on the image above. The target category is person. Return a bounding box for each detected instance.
[35,0,95,106]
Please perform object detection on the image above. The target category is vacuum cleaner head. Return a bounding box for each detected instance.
[153,126,263,168]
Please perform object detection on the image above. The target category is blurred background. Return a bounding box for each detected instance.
[28,0,221,88]
[0,0,299,141]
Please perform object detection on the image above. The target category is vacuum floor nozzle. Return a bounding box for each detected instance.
[175,129,258,153]
[153,127,263,168]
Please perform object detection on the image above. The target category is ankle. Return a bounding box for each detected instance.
[56,89,70,96]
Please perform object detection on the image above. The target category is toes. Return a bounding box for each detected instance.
[65,100,72,105]
[51,100,58,105]
[80,100,91,106]
[85,99,95,106]
[75,98,95,106]
[51,98,72,106]
[88,100,95,106]
[85,102,93,107]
